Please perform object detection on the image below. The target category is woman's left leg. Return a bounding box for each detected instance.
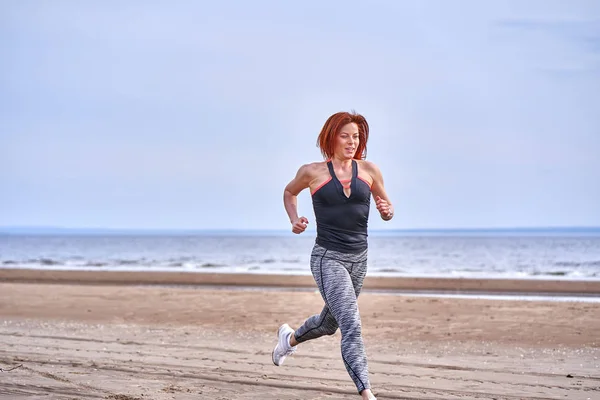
[309,248,372,393]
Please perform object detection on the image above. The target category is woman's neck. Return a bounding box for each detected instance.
[330,155,353,169]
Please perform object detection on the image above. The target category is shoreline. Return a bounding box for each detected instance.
[4,264,599,282]
[1,267,600,296]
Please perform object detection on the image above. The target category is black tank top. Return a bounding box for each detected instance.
[312,160,371,253]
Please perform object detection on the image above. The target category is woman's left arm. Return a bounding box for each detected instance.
[366,161,394,221]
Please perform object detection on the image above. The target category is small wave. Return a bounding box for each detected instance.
[532,270,568,276]
[84,261,109,267]
[38,258,61,266]
[168,262,184,267]
[375,268,404,273]
[167,256,195,263]
[281,259,302,264]
[242,258,301,265]
[554,260,600,267]
[115,259,143,266]
[553,262,575,267]
[547,271,568,276]
[456,268,484,273]
[3,258,64,266]
[200,263,226,268]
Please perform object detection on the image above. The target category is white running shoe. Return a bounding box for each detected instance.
[271,323,297,366]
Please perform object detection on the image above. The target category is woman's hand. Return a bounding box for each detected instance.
[375,196,393,220]
[291,217,309,234]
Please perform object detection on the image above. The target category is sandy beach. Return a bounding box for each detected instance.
[0,274,599,400]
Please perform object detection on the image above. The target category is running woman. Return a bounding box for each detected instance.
[272,111,394,400]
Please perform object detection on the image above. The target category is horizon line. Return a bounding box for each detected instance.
[1,225,599,234]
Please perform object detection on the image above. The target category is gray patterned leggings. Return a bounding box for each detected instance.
[294,243,371,393]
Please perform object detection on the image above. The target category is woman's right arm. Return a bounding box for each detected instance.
[283,164,312,234]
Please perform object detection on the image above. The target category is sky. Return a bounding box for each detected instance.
[1,0,599,231]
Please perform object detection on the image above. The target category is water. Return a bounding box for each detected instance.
[1,231,599,280]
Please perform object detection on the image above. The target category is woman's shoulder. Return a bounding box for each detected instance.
[301,160,328,173]
[356,159,384,180]
[356,159,380,171]
[295,160,329,180]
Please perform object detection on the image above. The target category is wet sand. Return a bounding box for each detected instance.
[1,268,600,295]
[0,275,599,399]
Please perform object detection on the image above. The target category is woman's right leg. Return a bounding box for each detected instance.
[293,245,339,343]
[293,304,338,344]
[272,244,338,366]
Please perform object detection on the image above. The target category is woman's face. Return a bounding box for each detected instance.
[334,122,360,160]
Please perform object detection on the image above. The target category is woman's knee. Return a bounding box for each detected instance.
[321,317,339,336]
[323,325,338,336]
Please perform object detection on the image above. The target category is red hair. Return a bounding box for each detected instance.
[316,111,369,160]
